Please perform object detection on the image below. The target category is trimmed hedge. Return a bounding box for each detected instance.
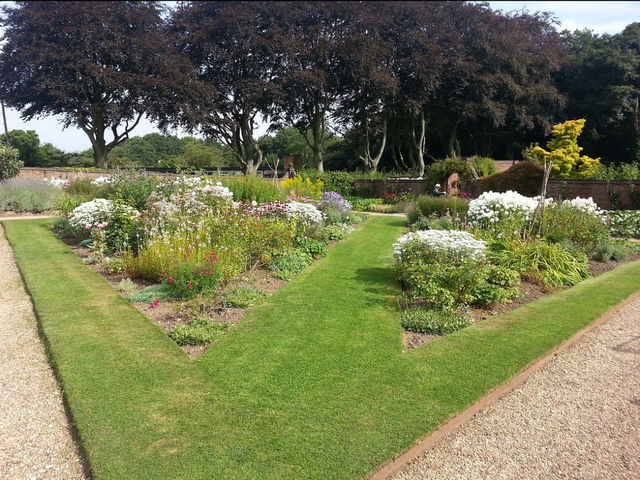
[466,162,544,197]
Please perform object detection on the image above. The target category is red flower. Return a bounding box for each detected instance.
[168,276,174,284]
[150,299,160,308]
[188,282,193,290]
[192,269,197,274]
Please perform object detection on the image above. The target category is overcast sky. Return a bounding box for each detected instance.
[2,1,640,153]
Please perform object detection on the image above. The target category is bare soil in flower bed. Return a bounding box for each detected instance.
[404,254,640,351]
[64,240,287,358]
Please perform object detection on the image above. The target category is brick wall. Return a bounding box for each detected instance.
[353,178,429,197]
[17,167,113,182]
[546,179,640,210]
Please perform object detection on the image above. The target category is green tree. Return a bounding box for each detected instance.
[0,144,22,180]
[169,142,224,169]
[560,27,640,162]
[5,129,40,166]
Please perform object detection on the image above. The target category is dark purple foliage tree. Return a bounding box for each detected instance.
[0,1,190,168]
[168,1,283,175]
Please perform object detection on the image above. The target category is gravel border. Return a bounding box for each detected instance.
[0,224,87,480]
[391,294,640,480]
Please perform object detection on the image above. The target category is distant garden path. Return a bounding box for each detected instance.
[393,292,640,480]
[0,224,86,479]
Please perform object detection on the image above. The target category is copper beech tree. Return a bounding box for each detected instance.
[0,1,192,168]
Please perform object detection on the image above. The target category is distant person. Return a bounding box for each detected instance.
[287,164,297,179]
[431,183,445,197]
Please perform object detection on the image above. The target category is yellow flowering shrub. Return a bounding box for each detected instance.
[280,176,324,199]
[523,119,600,178]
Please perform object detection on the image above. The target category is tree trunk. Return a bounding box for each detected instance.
[1,101,10,145]
[93,143,108,169]
[359,115,387,173]
[411,108,427,177]
[311,112,325,173]
[448,119,460,158]
[232,112,263,175]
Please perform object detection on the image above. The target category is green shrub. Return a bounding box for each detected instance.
[543,202,608,253]
[398,251,485,311]
[485,265,521,288]
[0,145,22,180]
[407,195,469,223]
[66,177,111,199]
[219,175,283,203]
[594,241,614,262]
[426,157,471,188]
[299,171,358,197]
[471,280,519,308]
[54,192,85,215]
[127,284,175,302]
[0,178,61,212]
[487,238,589,288]
[116,278,136,292]
[348,197,382,211]
[400,307,470,335]
[52,217,75,238]
[587,162,640,180]
[368,202,412,214]
[223,287,266,308]
[105,256,125,273]
[167,255,222,299]
[295,236,326,258]
[471,283,507,308]
[608,210,640,238]
[109,172,159,210]
[409,213,465,231]
[268,249,312,280]
[471,155,497,177]
[168,318,228,346]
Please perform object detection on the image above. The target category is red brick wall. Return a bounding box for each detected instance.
[546,179,640,210]
[17,167,112,182]
[353,179,429,197]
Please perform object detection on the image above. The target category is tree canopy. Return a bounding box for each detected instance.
[1,2,639,171]
[0,1,192,168]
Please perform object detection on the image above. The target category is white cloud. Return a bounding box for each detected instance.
[487,1,640,34]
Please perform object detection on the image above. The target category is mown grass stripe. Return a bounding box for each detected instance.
[4,217,640,480]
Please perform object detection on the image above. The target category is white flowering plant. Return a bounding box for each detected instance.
[393,229,487,262]
[43,177,70,188]
[286,201,324,225]
[394,229,491,311]
[68,199,139,251]
[91,176,114,186]
[562,196,604,219]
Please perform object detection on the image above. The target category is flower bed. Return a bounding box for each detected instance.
[55,174,363,355]
[396,191,639,347]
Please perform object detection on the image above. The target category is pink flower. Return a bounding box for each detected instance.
[85,225,92,230]
[168,276,174,284]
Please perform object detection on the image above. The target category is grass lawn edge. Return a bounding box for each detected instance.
[367,285,640,479]
[3,217,640,480]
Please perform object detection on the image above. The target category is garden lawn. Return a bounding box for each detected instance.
[5,216,640,480]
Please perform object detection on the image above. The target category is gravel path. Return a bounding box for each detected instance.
[392,294,640,480]
[0,224,87,480]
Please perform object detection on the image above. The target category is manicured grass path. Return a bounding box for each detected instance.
[4,217,640,480]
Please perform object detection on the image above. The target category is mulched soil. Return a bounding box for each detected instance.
[403,253,640,351]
